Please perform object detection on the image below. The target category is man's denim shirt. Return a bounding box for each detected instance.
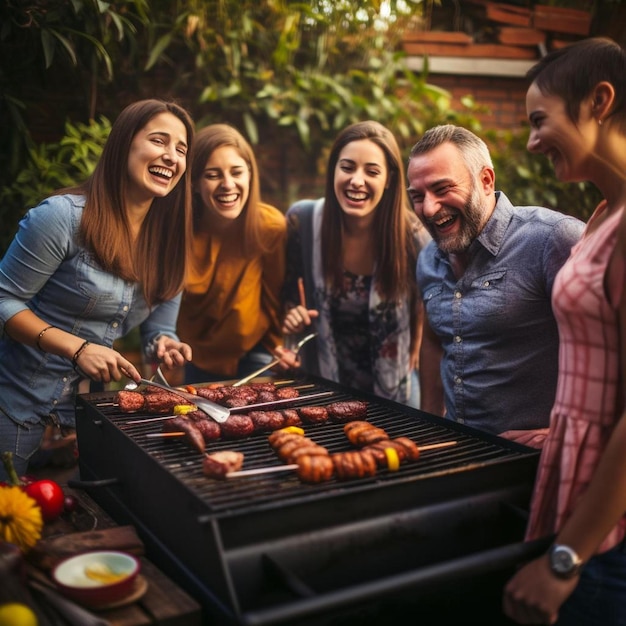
[0,194,181,427]
[417,191,584,434]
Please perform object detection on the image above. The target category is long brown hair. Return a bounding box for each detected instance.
[322,120,418,302]
[190,123,269,257]
[72,99,194,307]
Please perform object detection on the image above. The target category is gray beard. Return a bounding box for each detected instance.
[431,185,486,255]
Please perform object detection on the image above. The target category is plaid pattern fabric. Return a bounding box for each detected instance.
[526,203,626,554]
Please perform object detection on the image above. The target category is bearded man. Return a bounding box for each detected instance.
[406,125,584,447]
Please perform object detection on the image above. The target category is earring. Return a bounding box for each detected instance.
[598,118,603,126]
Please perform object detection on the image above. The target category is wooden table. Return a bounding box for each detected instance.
[8,471,202,626]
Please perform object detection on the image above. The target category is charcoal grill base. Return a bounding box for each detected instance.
[75,375,543,626]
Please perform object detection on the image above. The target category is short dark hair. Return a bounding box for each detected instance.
[526,37,626,130]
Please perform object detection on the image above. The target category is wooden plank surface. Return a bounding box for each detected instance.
[19,479,202,626]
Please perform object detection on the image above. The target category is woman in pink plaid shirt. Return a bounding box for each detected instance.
[503,37,626,625]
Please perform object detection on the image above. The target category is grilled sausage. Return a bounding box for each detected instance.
[331,449,378,480]
[116,390,145,413]
[162,417,205,454]
[297,406,329,424]
[192,415,222,442]
[276,387,300,399]
[296,454,334,483]
[220,414,255,439]
[144,390,188,414]
[281,409,302,427]
[248,410,285,432]
[343,421,388,446]
[326,400,368,422]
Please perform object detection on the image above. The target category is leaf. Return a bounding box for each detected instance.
[243,112,258,144]
[145,33,173,71]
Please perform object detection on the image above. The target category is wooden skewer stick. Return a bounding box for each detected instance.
[298,277,306,308]
[225,441,459,478]
[146,431,186,438]
[419,440,458,451]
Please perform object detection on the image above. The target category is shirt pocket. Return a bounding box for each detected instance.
[422,284,443,327]
[469,270,507,317]
[75,251,121,308]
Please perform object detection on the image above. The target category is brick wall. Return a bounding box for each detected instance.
[430,74,529,131]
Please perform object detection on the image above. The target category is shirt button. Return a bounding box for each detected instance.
[112,321,119,328]
[454,291,462,299]
[454,335,462,343]
[62,377,67,383]
[484,281,490,287]
[454,376,462,384]
[52,399,58,406]
[123,305,129,312]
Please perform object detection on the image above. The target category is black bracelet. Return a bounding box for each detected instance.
[72,340,91,367]
[36,325,55,351]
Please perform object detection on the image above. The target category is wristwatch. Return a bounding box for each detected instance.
[549,544,584,579]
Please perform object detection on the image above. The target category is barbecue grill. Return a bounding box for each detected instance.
[72,375,547,625]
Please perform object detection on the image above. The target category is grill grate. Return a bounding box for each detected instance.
[84,375,535,514]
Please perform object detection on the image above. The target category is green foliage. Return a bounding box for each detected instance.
[0,117,111,253]
[486,127,601,222]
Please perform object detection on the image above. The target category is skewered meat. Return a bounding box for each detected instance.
[224,386,259,406]
[162,416,205,454]
[326,400,368,422]
[281,409,302,427]
[297,406,329,424]
[117,390,145,413]
[391,437,420,461]
[144,390,189,414]
[248,410,285,432]
[191,414,222,442]
[276,387,300,399]
[250,382,278,392]
[256,390,275,403]
[268,430,329,464]
[117,382,301,415]
[196,387,227,403]
[331,449,378,480]
[344,421,388,446]
[296,455,334,484]
[220,414,255,439]
[203,451,244,479]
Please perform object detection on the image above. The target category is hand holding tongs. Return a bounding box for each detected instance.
[232,332,317,387]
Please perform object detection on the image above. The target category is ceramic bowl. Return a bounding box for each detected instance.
[52,551,140,607]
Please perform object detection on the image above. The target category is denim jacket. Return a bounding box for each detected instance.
[0,194,181,427]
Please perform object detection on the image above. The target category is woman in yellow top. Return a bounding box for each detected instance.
[177,124,287,384]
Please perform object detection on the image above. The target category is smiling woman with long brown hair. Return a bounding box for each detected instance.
[0,99,195,479]
[176,124,287,384]
[281,120,429,404]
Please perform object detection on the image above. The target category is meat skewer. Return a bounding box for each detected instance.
[227,440,457,481]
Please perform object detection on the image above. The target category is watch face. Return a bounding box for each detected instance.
[552,548,574,573]
[550,545,581,577]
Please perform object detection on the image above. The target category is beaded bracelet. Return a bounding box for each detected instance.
[36,325,55,351]
[72,340,91,367]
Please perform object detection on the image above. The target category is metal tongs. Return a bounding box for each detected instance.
[124,376,230,423]
[232,332,318,387]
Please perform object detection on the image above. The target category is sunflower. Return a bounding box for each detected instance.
[0,486,43,552]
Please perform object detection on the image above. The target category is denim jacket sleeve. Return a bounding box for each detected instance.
[0,195,80,331]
